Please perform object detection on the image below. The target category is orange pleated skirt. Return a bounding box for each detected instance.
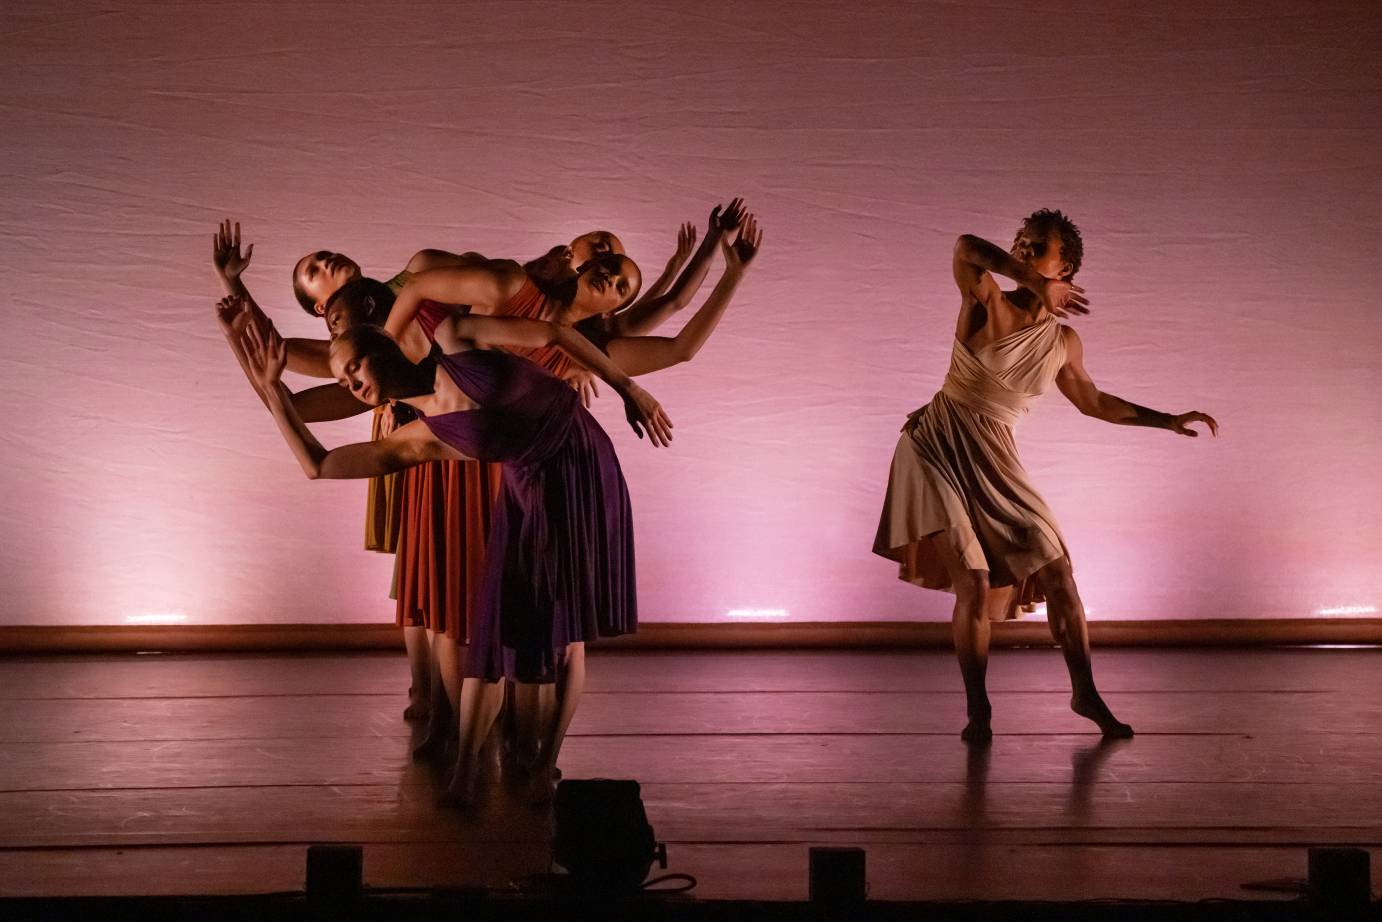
[394,457,504,640]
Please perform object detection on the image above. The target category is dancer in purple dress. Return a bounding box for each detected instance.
[217,293,672,805]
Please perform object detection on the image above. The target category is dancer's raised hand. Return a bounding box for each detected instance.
[241,314,287,391]
[722,213,763,271]
[621,383,674,447]
[673,222,698,267]
[213,219,254,284]
[1036,278,1089,319]
[1168,411,1219,438]
[215,293,254,340]
[710,197,746,236]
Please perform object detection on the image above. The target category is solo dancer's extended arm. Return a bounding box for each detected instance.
[1055,326,1219,436]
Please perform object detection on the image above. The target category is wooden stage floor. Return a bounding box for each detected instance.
[1,647,1380,905]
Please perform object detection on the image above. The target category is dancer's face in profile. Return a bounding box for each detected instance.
[294,251,363,315]
[323,292,380,339]
[1010,229,1072,281]
[324,298,356,339]
[528,244,576,284]
[568,230,624,267]
[571,253,642,320]
[328,337,385,406]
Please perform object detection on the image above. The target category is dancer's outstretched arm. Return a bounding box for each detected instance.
[279,249,486,376]
[608,199,747,337]
[212,220,337,377]
[953,233,1090,319]
[1055,326,1219,436]
[385,264,520,338]
[237,313,462,479]
[602,214,762,377]
[628,221,698,305]
[437,313,675,447]
[215,292,374,423]
[288,383,374,423]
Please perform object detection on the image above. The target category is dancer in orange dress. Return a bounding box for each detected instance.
[874,210,1217,742]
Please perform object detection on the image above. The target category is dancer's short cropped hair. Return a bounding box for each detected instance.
[1015,209,1083,280]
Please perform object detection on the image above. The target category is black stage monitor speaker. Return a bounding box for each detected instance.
[1308,846,1371,915]
[809,846,867,907]
[553,779,667,893]
[306,843,363,907]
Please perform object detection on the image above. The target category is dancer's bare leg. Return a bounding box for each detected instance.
[412,631,455,760]
[435,635,463,714]
[437,676,505,807]
[530,642,586,802]
[1035,557,1133,738]
[929,534,993,742]
[506,682,549,775]
[403,625,431,721]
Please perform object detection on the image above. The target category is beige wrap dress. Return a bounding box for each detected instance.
[874,316,1071,614]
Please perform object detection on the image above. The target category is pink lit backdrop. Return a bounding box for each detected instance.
[1,1,1379,626]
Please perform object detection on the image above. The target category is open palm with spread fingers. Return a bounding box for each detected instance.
[722,213,763,270]
[672,222,698,267]
[213,219,254,284]
[710,197,746,237]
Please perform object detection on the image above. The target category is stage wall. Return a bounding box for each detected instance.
[1,0,1379,626]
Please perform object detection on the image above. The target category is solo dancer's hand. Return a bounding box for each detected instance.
[1036,278,1089,319]
[1169,411,1219,437]
[213,219,254,284]
[622,383,673,447]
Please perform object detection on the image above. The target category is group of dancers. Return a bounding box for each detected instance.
[213,203,1216,805]
[214,203,760,804]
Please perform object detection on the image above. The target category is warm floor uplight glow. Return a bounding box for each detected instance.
[1313,605,1378,616]
[124,613,190,625]
[726,608,791,620]
[1026,603,1094,620]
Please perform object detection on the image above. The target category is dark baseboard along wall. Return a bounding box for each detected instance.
[1,618,1379,654]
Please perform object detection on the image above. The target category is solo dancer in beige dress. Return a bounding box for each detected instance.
[875,210,1218,742]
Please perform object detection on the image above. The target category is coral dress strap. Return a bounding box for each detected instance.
[415,299,454,342]
[494,279,571,378]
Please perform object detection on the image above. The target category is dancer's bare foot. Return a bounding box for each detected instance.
[1071,695,1134,738]
[411,721,453,761]
[403,695,430,722]
[960,702,992,743]
[436,761,479,809]
[961,716,993,743]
